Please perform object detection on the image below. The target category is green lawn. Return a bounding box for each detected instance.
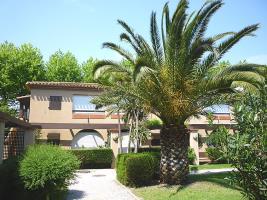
[190,163,232,171]
[132,173,244,200]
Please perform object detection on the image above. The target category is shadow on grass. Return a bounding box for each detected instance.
[159,172,240,198]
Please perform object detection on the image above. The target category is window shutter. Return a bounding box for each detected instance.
[49,96,62,110]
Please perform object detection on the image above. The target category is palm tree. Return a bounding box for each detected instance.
[94,0,265,184]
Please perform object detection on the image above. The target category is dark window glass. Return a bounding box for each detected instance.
[49,96,62,110]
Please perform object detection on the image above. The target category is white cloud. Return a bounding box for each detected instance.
[246,54,267,65]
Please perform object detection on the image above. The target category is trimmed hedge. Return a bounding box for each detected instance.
[138,147,161,153]
[116,153,159,187]
[69,148,113,169]
[138,147,196,165]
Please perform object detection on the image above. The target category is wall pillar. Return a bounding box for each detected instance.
[0,121,5,164]
[110,132,118,168]
[190,132,199,165]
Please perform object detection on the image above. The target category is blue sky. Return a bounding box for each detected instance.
[0,0,266,64]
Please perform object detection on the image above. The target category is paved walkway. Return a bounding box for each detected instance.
[190,168,235,175]
[67,168,235,200]
[67,169,139,200]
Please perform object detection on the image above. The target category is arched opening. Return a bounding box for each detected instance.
[71,129,105,149]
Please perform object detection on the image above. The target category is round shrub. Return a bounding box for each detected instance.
[19,145,80,199]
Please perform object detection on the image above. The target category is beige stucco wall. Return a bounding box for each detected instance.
[29,88,120,124]
[28,87,234,162]
[29,88,120,155]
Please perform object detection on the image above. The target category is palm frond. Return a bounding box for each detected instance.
[161,2,171,53]
[150,12,163,65]
[217,24,260,59]
[93,60,132,79]
[102,42,135,64]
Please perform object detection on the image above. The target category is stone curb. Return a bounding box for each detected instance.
[114,179,143,200]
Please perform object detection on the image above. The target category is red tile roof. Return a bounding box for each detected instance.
[26,81,103,90]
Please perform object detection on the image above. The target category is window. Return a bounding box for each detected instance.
[72,95,104,112]
[49,96,62,110]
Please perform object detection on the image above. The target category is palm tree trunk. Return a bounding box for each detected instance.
[160,124,190,185]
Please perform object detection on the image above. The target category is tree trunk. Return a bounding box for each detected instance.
[127,120,133,153]
[134,111,139,153]
[160,125,190,185]
[117,110,122,154]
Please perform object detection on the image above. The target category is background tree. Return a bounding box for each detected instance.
[94,0,265,184]
[82,57,97,83]
[93,59,149,153]
[46,50,82,82]
[0,42,45,115]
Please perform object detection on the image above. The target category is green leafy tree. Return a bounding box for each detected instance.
[46,50,82,82]
[227,87,267,200]
[94,0,265,184]
[0,42,45,115]
[82,57,97,82]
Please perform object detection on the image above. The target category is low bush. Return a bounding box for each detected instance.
[206,147,227,163]
[206,126,230,164]
[188,148,196,165]
[116,153,158,187]
[69,148,113,168]
[0,157,25,199]
[227,90,267,200]
[19,145,80,200]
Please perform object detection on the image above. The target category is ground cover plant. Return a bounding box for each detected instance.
[93,0,265,184]
[132,173,243,200]
[190,163,232,171]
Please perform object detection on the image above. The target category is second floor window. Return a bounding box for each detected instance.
[49,96,62,110]
[72,95,103,112]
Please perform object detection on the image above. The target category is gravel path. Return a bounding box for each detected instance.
[67,169,139,200]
